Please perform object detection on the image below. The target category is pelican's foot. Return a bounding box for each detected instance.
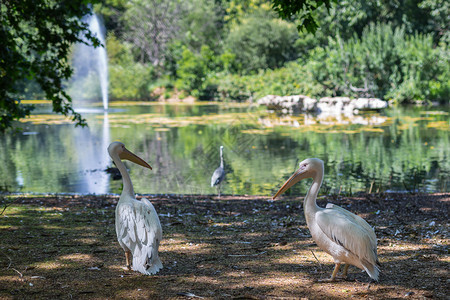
[316,277,339,283]
[316,263,342,282]
[122,266,132,271]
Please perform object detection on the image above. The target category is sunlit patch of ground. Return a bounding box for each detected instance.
[33,261,66,270]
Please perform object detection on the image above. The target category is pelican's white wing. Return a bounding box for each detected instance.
[116,198,163,275]
[316,205,379,279]
[325,203,376,241]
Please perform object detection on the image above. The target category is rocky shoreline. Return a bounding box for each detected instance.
[257,94,388,115]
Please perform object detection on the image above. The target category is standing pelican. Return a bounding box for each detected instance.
[107,141,163,275]
[273,158,379,281]
[211,145,225,197]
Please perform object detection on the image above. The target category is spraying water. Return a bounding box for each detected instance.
[89,14,109,110]
[69,13,111,193]
[69,13,108,110]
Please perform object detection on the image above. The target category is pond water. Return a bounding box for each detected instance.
[0,101,448,196]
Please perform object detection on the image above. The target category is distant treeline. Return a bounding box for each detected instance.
[26,0,450,105]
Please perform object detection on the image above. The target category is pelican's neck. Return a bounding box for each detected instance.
[219,148,224,168]
[112,154,135,197]
[303,169,323,220]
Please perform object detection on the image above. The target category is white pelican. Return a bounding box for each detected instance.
[107,141,163,275]
[273,158,379,281]
[211,145,225,197]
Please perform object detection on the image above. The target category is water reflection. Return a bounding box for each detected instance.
[74,112,110,194]
[0,103,448,195]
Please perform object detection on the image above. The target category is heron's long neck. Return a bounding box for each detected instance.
[114,155,135,197]
[219,148,224,168]
[303,170,323,222]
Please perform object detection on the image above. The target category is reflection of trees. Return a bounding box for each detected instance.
[1,105,448,195]
[0,134,20,191]
[1,125,80,193]
[124,108,449,195]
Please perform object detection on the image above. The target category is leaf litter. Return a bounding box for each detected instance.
[0,193,448,299]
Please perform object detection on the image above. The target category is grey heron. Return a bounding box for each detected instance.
[211,145,225,197]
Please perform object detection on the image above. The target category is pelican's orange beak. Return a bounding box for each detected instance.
[120,148,152,170]
[272,167,308,200]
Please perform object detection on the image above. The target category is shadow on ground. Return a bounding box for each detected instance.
[0,193,448,299]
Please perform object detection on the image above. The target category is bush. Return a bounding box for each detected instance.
[306,22,449,104]
[224,14,298,74]
[109,63,154,100]
[107,35,155,100]
[174,45,222,99]
[214,61,323,101]
[174,47,207,97]
[387,34,449,103]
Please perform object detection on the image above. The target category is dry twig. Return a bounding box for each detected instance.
[310,250,323,271]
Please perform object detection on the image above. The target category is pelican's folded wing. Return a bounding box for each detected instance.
[132,198,163,275]
[117,200,163,275]
[117,204,137,245]
[316,207,377,266]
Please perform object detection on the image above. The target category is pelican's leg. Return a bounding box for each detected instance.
[329,263,341,281]
[125,250,132,270]
[342,264,349,279]
[318,263,340,282]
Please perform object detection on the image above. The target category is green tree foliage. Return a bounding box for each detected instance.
[121,0,184,66]
[271,0,336,33]
[95,0,127,35]
[293,0,449,53]
[0,0,101,132]
[214,61,323,101]
[107,34,155,100]
[224,0,272,27]
[323,0,436,37]
[419,0,450,42]
[3,0,448,130]
[175,46,218,98]
[179,0,226,53]
[306,23,449,103]
[109,0,446,104]
[225,12,299,73]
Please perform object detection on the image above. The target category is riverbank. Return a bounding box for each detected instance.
[0,193,448,299]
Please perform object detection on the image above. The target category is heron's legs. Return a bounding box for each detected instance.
[125,250,132,270]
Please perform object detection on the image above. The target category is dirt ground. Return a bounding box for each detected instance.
[0,193,448,299]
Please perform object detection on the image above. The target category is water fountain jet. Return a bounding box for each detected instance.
[69,13,109,111]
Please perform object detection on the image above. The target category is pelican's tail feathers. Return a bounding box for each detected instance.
[145,256,163,275]
[131,245,163,275]
[362,259,380,281]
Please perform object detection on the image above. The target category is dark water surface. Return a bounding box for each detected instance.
[1,101,448,195]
